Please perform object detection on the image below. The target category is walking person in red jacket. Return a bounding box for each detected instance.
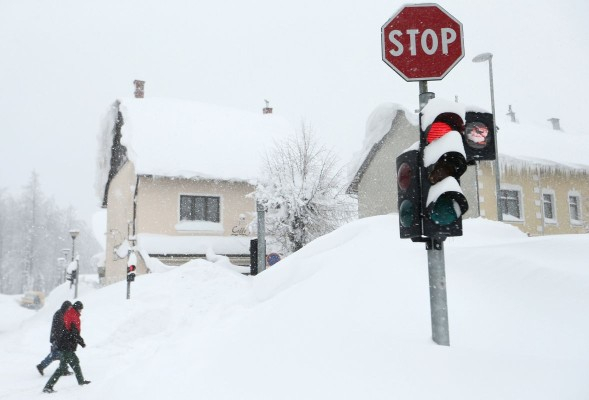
[42,301,91,393]
[36,300,73,376]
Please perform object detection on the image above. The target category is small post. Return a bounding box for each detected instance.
[256,201,266,274]
[74,258,80,299]
[69,229,80,298]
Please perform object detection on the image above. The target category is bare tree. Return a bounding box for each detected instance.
[256,123,356,254]
[0,172,102,294]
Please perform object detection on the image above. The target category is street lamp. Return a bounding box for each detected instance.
[69,229,80,298]
[472,52,502,221]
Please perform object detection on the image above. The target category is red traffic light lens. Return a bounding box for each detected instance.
[397,162,413,191]
[427,122,452,143]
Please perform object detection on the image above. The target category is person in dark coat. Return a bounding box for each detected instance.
[43,301,91,393]
[36,301,73,376]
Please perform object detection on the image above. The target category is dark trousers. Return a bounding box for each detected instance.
[38,345,61,369]
[44,350,85,389]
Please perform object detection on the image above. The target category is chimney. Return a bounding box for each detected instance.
[263,99,272,114]
[506,105,517,123]
[134,80,145,98]
[547,117,561,131]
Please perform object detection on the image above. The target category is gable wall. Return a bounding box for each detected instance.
[357,115,418,218]
[104,161,137,285]
[135,176,256,236]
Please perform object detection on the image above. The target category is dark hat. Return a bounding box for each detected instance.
[73,301,84,311]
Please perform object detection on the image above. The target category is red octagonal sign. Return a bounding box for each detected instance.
[381,3,464,81]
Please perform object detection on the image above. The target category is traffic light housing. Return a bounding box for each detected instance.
[127,252,137,282]
[419,99,469,238]
[249,238,258,276]
[396,148,422,239]
[463,111,496,163]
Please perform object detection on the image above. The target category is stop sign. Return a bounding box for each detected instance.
[381,4,464,81]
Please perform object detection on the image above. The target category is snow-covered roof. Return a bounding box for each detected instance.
[347,102,589,188]
[117,97,296,182]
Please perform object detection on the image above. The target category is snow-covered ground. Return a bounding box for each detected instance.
[1,215,588,399]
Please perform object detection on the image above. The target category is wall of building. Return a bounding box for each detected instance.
[357,113,417,218]
[104,162,137,285]
[478,161,588,235]
[135,176,256,236]
[103,166,257,285]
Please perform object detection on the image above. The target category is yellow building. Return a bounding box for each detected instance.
[96,90,294,285]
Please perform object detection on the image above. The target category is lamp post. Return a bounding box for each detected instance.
[69,229,80,298]
[472,52,502,221]
[61,248,70,283]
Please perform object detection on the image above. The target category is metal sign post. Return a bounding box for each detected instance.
[256,201,266,274]
[419,82,450,346]
[426,238,450,346]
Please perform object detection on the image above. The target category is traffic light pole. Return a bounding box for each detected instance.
[256,201,267,274]
[426,238,450,346]
[419,82,450,346]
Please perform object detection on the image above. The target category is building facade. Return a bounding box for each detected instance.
[97,86,293,285]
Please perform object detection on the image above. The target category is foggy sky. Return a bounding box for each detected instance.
[0,0,587,223]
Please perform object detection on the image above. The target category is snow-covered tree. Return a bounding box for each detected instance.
[255,124,356,254]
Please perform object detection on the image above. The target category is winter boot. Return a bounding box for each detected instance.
[42,387,56,394]
[36,364,44,376]
[79,380,91,385]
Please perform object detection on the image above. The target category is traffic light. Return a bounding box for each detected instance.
[249,238,258,276]
[419,98,469,238]
[127,252,137,282]
[396,147,422,239]
[463,110,496,162]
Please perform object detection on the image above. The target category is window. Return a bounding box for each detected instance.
[499,189,521,219]
[180,195,220,222]
[543,193,555,221]
[569,195,581,221]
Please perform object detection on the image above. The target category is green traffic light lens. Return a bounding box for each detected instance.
[399,199,415,228]
[430,195,459,225]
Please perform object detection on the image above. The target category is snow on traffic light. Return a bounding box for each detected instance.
[419,98,469,238]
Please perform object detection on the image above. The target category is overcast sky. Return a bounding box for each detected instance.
[1,0,587,223]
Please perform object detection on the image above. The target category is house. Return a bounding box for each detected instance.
[96,83,295,285]
[347,102,589,236]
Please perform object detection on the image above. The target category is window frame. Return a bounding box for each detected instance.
[542,190,557,224]
[179,194,221,223]
[568,192,582,225]
[499,185,523,222]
